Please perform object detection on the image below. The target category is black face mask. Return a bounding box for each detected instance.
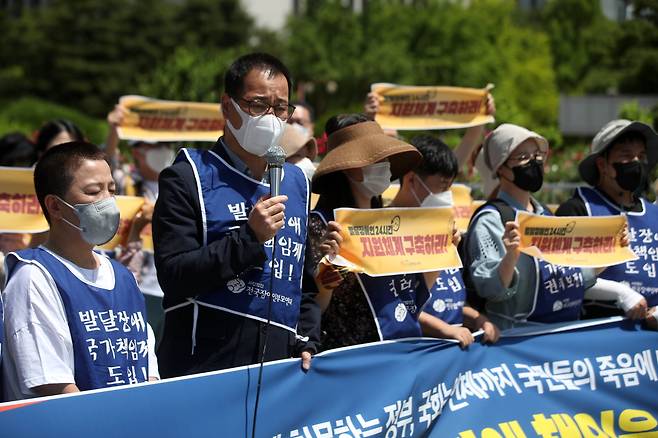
[511,159,544,192]
[613,161,648,193]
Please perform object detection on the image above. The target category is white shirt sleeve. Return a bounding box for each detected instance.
[146,323,160,380]
[2,262,75,399]
[584,278,644,312]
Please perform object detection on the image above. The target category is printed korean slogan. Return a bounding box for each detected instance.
[1,319,656,437]
[0,167,48,233]
[517,211,637,267]
[116,95,224,142]
[329,207,462,276]
[372,83,495,130]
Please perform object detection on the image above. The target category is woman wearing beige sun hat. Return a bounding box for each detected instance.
[304,114,451,351]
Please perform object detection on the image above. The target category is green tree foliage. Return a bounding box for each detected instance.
[615,0,658,93]
[0,97,108,144]
[136,46,245,103]
[0,0,252,117]
[285,0,559,132]
[540,0,620,93]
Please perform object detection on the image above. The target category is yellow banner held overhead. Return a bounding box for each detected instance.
[117,95,224,143]
[0,167,49,233]
[325,207,462,277]
[517,212,638,268]
[372,83,495,130]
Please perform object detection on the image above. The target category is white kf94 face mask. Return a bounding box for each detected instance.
[226,98,285,157]
[57,196,120,245]
[411,175,454,207]
[352,161,392,198]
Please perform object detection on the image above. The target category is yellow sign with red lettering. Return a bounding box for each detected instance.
[0,166,154,251]
[328,207,462,276]
[117,95,224,142]
[517,212,638,268]
[0,167,49,233]
[372,83,495,130]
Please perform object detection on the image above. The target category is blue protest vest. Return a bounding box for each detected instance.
[577,187,658,306]
[311,210,429,340]
[177,148,308,333]
[479,204,586,324]
[6,248,148,391]
[424,268,466,325]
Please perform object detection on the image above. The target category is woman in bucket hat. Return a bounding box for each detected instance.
[305,114,455,350]
[556,119,658,327]
[465,124,646,331]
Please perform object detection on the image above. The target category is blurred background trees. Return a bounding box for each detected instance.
[0,0,656,187]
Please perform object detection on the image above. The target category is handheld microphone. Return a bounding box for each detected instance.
[253,144,286,438]
[265,145,286,197]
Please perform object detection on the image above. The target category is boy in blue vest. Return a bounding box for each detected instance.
[557,119,658,327]
[153,53,319,376]
[2,141,159,401]
[390,135,500,346]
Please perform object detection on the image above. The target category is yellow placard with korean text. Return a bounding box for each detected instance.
[117,95,224,142]
[0,167,153,251]
[372,83,495,130]
[0,167,49,233]
[329,207,462,277]
[517,212,638,268]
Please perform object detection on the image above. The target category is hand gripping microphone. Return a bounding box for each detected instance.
[265,145,286,197]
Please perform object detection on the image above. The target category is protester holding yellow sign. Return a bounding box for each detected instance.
[557,119,658,327]
[466,124,647,330]
[390,135,500,346]
[307,115,483,349]
[308,115,429,349]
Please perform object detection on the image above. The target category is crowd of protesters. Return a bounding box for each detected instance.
[0,52,656,402]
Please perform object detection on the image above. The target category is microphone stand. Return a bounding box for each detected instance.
[252,146,285,438]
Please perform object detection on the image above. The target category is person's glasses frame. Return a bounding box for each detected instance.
[507,150,548,166]
[237,98,296,121]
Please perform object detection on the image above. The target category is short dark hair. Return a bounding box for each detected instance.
[0,132,36,167]
[224,52,292,99]
[410,134,459,180]
[35,119,84,155]
[290,100,315,122]
[34,141,107,223]
[324,113,370,138]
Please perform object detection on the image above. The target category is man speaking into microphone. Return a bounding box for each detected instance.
[152,53,319,377]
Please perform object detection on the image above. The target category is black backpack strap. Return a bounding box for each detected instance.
[459,198,516,312]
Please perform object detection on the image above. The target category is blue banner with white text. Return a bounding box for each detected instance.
[0,319,657,437]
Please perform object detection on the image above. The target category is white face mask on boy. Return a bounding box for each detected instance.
[411,175,454,207]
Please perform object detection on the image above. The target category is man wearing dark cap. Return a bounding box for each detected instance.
[557,119,658,325]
